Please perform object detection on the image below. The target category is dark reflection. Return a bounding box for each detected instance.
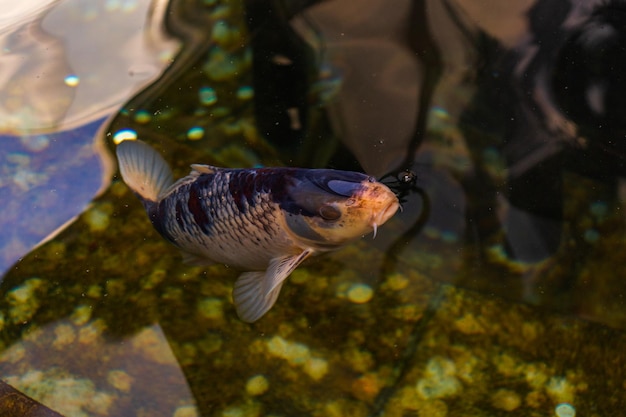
[554,1,626,177]
[451,0,626,294]
[245,0,316,159]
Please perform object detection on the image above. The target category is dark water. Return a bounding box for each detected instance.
[1,0,626,415]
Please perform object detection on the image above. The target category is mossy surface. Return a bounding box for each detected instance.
[2,170,626,416]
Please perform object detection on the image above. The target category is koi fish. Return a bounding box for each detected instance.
[116,140,399,322]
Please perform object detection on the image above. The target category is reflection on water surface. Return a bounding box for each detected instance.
[1,0,626,415]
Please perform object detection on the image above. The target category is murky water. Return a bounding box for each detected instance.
[1,0,626,416]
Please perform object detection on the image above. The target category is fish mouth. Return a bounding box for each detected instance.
[371,199,400,238]
[380,200,400,223]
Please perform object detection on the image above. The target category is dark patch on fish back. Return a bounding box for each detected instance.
[175,201,185,229]
[188,183,212,233]
[228,168,292,212]
[226,167,367,218]
[228,171,247,213]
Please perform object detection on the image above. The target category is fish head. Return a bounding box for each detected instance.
[282,169,399,249]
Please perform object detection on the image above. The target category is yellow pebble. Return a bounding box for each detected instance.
[245,374,269,396]
[385,273,409,290]
[198,298,224,320]
[347,283,374,304]
[304,357,329,381]
[107,370,133,393]
[85,207,110,232]
[491,389,521,411]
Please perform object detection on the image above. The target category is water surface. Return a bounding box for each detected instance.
[1,0,626,416]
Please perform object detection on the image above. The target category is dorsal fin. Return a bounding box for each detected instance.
[190,164,218,175]
[116,140,174,202]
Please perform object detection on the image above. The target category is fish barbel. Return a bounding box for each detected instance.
[116,139,399,322]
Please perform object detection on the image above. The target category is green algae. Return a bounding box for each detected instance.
[7,190,626,416]
[379,284,626,417]
[0,189,437,415]
[4,139,626,417]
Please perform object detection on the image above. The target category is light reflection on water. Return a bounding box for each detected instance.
[0,120,107,274]
[0,0,178,133]
[1,0,626,416]
[0,0,179,275]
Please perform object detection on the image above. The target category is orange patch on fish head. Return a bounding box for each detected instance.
[343,179,400,237]
[284,175,399,249]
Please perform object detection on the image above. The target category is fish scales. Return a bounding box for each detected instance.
[153,169,295,270]
[115,139,399,322]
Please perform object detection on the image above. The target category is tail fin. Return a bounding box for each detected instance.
[116,140,174,202]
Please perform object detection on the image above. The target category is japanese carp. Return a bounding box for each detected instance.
[116,139,399,322]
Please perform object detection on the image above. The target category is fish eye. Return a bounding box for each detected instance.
[318,204,341,221]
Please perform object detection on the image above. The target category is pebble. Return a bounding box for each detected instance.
[78,321,105,345]
[198,298,224,320]
[85,207,110,232]
[266,336,310,365]
[266,336,328,380]
[303,357,328,381]
[555,403,576,417]
[130,327,177,366]
[347,283,374,304]
[71,305,93,326]
[245,375,269,396]
[455,313,485,335]
[53,324,76,349]
[546,376,575,404]
[236,86,254,100]
[199,87,217,106]
[384,273,409,291]
[107,370,133,393]
[491,389,521,411]
[416,356,461,399]
[8,278,44,323]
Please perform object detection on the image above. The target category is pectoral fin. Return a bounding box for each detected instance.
[233,271,284,323]
[263,249,312,295]
[233,249,313,323]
